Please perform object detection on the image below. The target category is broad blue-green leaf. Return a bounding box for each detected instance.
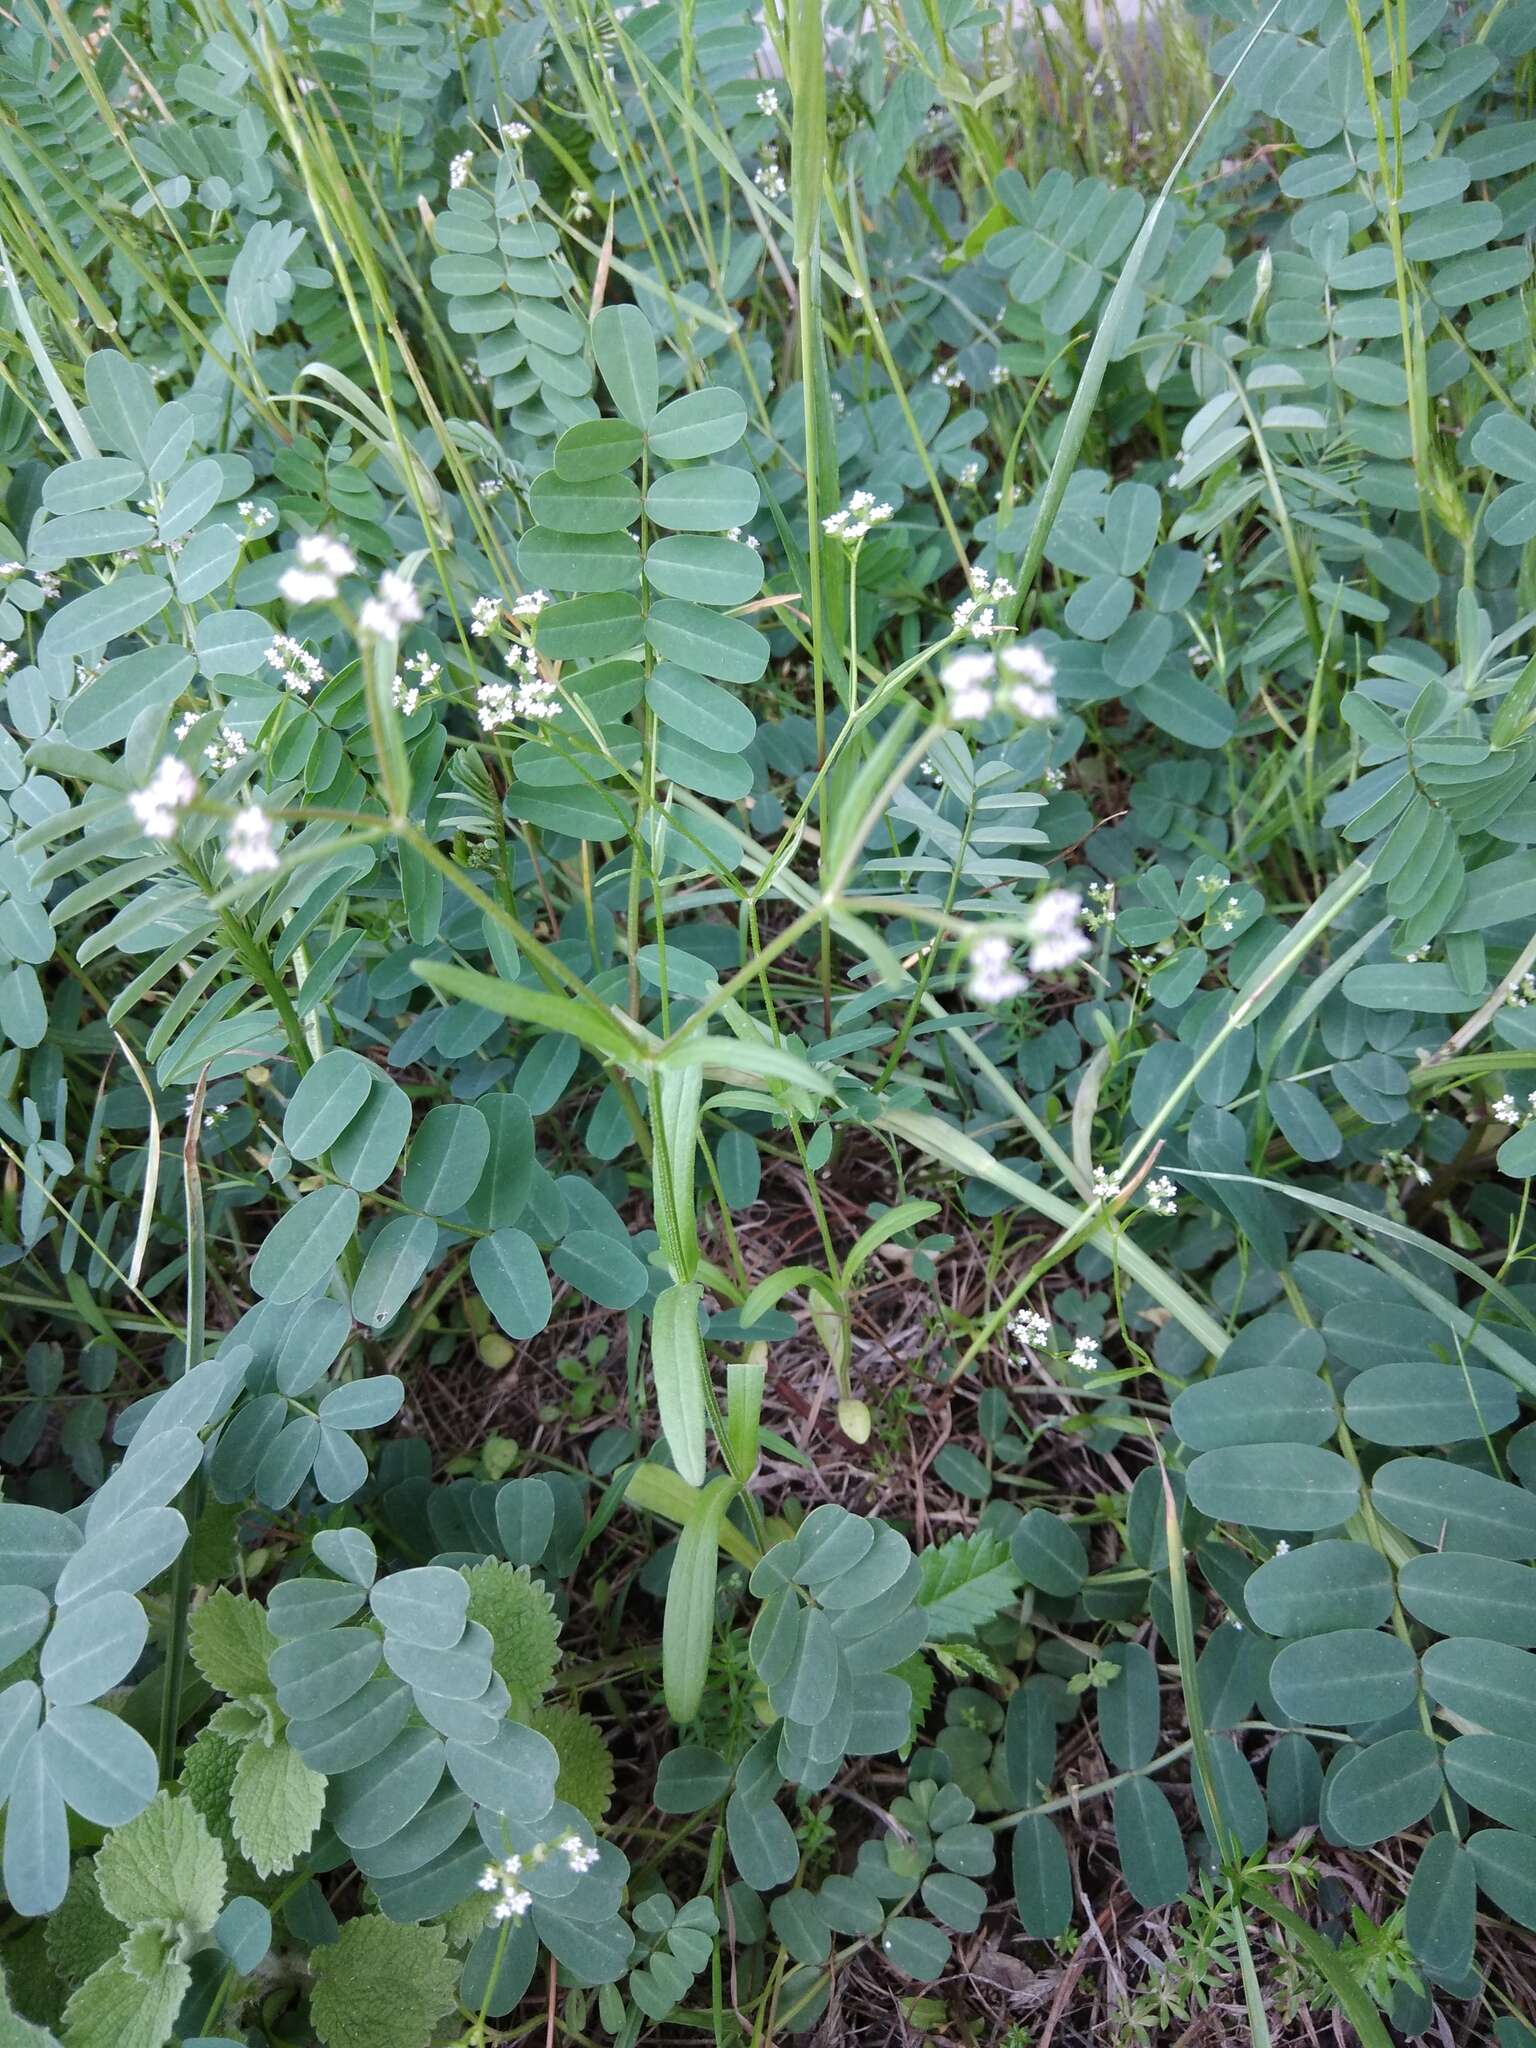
[1245,1540,1393,1637]
[471,1229,551,1339]
[1114,1776,1187,1907]
[371,1567,468,1650]
[592,304,659,426]
[550,1228,648,1308]
[40,573,171,659]
[351,1216,437,1328]
[647,387,747,459]
[1012,1813,1072,1936]
[39,1590,147,1705]
[3,1732,68,1913]
[282,1049,373,1161]
[1270,1628,1418,1725]
[644,465,759,533]
[1327,1731,1443,1847]
[250,1186,359,1302]
[402,1104,490,1216]
[38,1704,157,1825]
[445,1721,558,1817]
[1372,1458,1536,1559]
[1185,1445,1359,1531]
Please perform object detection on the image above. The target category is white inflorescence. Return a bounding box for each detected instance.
[822,489,895,545]
[966,932,1028,1005]
[999,642,1058,721]
[450,149,474,188]
[478,647,559,731]
[1069,1333,1101,1371]
[756,87,780,116]
[470,594,502,637]
[203,725,248,774]
[1144,1174,1178,1217]
[264,634,326,694]
[940,648,996,721]
[359,567,424,641]
[1010,1308,1052,1351]
[391,651,442,716]
[278,533,356,606]
[511,589,549,618]
[227,804,279,875]
[1025,888,1092,974]
[130,755,198,839]
[1091,1165,1123,1203]
[477,1832,601,1920]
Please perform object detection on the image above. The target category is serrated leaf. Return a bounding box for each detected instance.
[231,1739,326,1877]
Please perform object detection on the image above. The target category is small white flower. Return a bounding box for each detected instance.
[1145,1174,1178,1218]
[500,120,530,143]
[1011,1308,1051,1350]
[491,1887,532,1922]
[204,724,248,774]
[990,363,1010,386]
[1091,1166,1122,1203]
[470,593,501,637]
[1000,642,1058,720]
[449,149,474,189]
[1026,888,1092,974]
[966,932,1028,1005]
[569,188,593,222]
[0,647,16,677]
[756,87,780,116]
[130,755,198,839]
[1069,1333,1101,1371]
[0,561,24,581]
[1505,972,1536,1010]
[226,804,279,876]
[1493,1094,1522,1125]
[359,567,423,642]
[278,533,354,605]
[1273,1540,1291,1557]
[941,647,996,721]
[512,588,549,618]
[561,1832,600,1873]
[263,635,325,695]
[754,151,787,200]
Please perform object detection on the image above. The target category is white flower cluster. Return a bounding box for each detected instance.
[450,149,473,189]
[470,594,502,637]
[227,804,279,876]
[359,568,423,642]
[391,651,441,716]
[0,648,16,677]
[569,189,593,222]
[1144,1174,1178,1217]
[1027,887,1091,973]
[264,634,326,695]
[1505,972,1536,1010]
[940,644,1057,725]
[1069,1333,1100,1372]
[130,755,198,838]
[966,932,1027,1004]
[756,87,780,116]
[0,561,23,580]
[500,120,530,143]
[1493,1092,1536,1126]
[512,589,549,619]
[238,500,274,530]
[952,567,1016,639]
[754,150,787,200]
[726,526,760,553]
[958,459,983,487]
[478,1833,600,1922]
[478,647,558,730]
[202,724,248,774]
[1010,1308,1051,1351]
[822,490,894,544]
[931,363,965,391]
[278,533,355,606]
[1091,1165,1123,1202]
